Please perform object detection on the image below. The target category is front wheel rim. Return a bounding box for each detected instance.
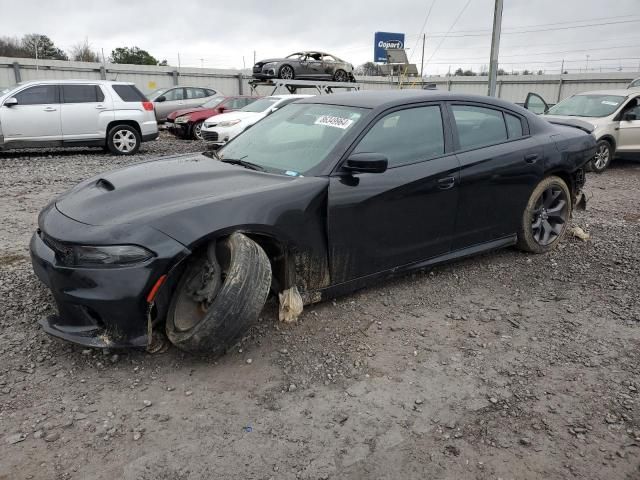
[193,122,203,140]
[280,66,293,79]
[113,130,137,152]
[531,185,569,246]
[335,70,346,82]
[593,144,609,169]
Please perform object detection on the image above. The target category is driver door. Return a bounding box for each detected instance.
[617,99,640,152]
[327,104,460,284]
[1,84,62,142]
[523,92,550,114]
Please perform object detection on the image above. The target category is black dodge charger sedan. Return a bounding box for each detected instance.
[30,90,596,354]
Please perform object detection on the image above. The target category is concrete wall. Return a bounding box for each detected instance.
[1,56,637,105]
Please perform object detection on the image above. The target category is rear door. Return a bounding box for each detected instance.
[185,87,209,108]
[447,102,544,249]
[60,84,113,140]
[327,103,460,283]
[617,97,640,152]
[1,84,61,141]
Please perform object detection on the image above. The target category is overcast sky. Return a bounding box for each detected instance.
[1,0,639,74]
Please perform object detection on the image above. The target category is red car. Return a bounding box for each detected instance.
[166,96,260,140]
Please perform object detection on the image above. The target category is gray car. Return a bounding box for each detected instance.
[252,51,355,82]
[147,86,220,122]
[525,89,640,172]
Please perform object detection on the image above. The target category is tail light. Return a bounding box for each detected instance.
[142,101,154,111]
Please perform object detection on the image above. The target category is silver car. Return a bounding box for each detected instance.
[147,86,220,122]
[525,89,640,172]
[0,80,158,155]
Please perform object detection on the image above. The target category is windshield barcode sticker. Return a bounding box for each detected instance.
[315,115,354,129]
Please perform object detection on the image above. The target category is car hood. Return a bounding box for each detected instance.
[256,58,285,64]
[206,111,263,123]
[55,153,299,227]
[168,107,205,119]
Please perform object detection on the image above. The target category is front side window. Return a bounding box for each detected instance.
[62,85,103,103]
[547,94,626,117]
[219,103,366,175]
[14,85,58,105]
[452,105,508,150]
[354,106,445,168]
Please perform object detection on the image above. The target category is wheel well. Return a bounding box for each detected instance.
[597,135,616,152]
[106,120,141,139]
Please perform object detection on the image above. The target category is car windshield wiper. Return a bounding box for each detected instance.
[220,156,265,171]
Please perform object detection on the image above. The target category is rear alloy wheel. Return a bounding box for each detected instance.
[107,125,141,155]
[517,176,571,254]
[333,69,348,82]
[192,121,204,140]
[278,65,295,80]
[591,140,612,173]
[166,233,272,355]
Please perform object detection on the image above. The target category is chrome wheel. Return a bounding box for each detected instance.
[531,185,569,246]
[112,129,138,153]
[279,65,294,80]
[334,69,347,82]
[592,142,610,172]
[193,121,204,140]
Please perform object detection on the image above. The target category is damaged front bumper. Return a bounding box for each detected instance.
[29,205,189,348]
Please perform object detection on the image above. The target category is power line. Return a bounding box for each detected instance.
[408,0,437,63]
[423,0,473,67]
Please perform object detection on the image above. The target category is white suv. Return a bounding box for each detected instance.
[0,80,158,155]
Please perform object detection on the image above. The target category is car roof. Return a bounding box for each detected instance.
[13,79,136,86]
[296,89,532,112]
[268,94,314,99]
[572,89,636,97]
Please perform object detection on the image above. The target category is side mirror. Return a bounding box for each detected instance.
[155,95,166,103]
[4,97,18,107]
[343,152,388,174]
[622,111,637,121]
[218,106,227,112]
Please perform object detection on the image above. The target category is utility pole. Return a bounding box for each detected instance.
[487,0,503,97]
[420,33,426,87]
[35,39,39,72]
[253,50,256,66]
[560,59,564,75]
[585,54,590,72]
[101,48,106,65]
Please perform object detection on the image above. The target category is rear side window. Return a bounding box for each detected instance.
[505,113,524,138]
[14,85,58,105]
[452,105,507,150]
[112,84,148,102]
[205,88,217,96]
[186,88,207,99]
[354,105,445,168]
[62,85,104,103]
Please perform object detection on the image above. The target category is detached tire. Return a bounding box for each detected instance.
[166,233,272,355]
[107,125,141,155]
[517,176,572,254]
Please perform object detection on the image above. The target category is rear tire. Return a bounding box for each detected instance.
[590,139,613,173]
[107,125,141,155]
[517,176,572,254]
[166,233,272,355]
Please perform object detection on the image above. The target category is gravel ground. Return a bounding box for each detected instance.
[0,134,639,480]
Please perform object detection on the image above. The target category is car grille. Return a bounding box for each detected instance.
[202,131,219,142]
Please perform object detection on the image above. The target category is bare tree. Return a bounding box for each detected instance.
[70,38,101,62]
[0,36,28,57]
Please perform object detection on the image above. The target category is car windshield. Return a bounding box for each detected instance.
[239,97,281,113]
[218,103,366,175]
[202,96,225,108]
[286,53,305,60]
[547,94,626,117]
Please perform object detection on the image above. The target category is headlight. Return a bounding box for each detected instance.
[174,116,189,124]
[218,119,242,127]
[61,245,155,267]
[204,122,216,128]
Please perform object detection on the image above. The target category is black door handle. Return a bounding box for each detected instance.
[437,176,456,190]
[524,153,540,163]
